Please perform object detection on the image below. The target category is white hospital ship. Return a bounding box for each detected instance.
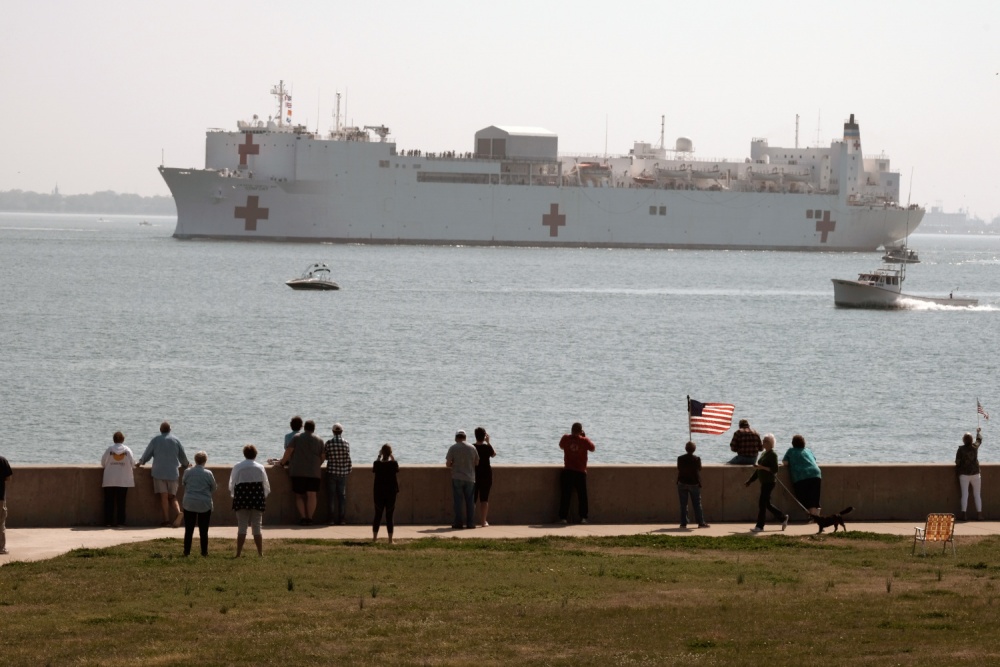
[159,81,922,250]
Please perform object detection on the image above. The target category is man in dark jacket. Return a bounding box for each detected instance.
[677,441,709,528]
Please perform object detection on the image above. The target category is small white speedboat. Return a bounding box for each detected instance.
[286,263,340,291]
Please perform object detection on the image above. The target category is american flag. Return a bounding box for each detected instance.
[688,398,735,435]
[978,400,990,421]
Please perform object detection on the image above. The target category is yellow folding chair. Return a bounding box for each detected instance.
[912,513,956,556]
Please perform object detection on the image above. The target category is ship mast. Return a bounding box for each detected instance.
[271,80,287,127]
[334,92,342,133]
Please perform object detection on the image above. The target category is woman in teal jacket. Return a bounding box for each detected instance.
[782,434,822,516]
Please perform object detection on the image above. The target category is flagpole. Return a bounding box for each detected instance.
[686,395,691,442]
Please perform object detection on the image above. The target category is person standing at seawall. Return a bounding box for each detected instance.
[100,431,135,527]
[728,419,763,465]
[373,443,400,544]
[285,416,303,450]
[558,422,596,524]
[676,441,709,529]
[324,423,352,525]
[446,430,479,529]
[137,421,190,527]
[782,434,822,517]
[181,451,217,557]
[0,454,11,555]
[231,444,270,557]
[745,434,788,533]
[473,427,496,527]
[956,427,984,521]
[279,419,325,525]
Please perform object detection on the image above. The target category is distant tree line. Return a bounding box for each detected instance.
[0,189,175,215]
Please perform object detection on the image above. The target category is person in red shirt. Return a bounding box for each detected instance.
[558,422,596,524]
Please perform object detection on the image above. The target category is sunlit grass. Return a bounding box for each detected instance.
[0,534,998,665]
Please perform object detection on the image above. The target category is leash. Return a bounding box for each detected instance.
[775,476,811,514]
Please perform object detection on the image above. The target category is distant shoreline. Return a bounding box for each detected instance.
[0,189,175,215]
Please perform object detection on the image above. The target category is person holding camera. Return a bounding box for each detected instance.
[473,427,496,527]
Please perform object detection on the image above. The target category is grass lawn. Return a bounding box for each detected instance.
[1,533,998,665]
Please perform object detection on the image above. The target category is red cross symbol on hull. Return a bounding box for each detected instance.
[238,132,260,166]
[235,195,269,231]
[807,209,836,243]
[542,203,566,237]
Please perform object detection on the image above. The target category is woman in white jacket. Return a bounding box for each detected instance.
[100,431,135,527]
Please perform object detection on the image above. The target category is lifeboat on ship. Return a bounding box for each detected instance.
[656,165,690,179]
[749,168,782,182]
[631,171,656,186]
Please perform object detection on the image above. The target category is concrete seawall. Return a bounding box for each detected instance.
[9,464,995,527]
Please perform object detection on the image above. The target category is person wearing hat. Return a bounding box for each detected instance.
[728,418,763,465]
[323,423,352,525]
[446,430,479,529]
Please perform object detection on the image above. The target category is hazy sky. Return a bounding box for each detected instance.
[3,1,998,217]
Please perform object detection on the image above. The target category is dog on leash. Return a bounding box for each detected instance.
[807,506,854,534]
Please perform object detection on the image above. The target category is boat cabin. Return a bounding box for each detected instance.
[857,266,903,290]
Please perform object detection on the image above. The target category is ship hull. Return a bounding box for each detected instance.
[161,167,920,251]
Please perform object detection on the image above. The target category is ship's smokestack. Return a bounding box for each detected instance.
[843,113,861,153]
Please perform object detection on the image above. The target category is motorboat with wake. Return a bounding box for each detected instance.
[880,244,919,263]
[831,247,977,309]
[286,262,340,290]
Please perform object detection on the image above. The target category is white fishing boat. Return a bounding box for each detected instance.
[831,257,977,309]
[286,262,340,291]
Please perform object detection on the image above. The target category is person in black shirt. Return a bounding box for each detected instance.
[473,427,496,527]
[677,441,709,529]
[372,444,400,544]
[0,455,10,555]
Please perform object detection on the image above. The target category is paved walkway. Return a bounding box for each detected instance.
[2,521,996,564]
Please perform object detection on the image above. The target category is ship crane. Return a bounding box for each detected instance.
[364,125,391,142]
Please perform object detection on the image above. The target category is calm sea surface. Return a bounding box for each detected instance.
[1,212,998,466]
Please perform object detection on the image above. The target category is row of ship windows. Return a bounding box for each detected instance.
[649,206,667,216]
[379,160,423,169]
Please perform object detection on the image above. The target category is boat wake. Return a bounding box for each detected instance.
[896,298,995,311]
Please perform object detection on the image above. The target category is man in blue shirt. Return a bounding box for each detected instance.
[137,422,190,527]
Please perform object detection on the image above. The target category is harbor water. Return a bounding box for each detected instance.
[1,212,998,466]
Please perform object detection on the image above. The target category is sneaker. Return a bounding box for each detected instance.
[559,518,568,525]
[697,523,710,528]
[580,518,588,524]
[679,524,688,529]
[482,522,490,527]
[0,548,8,555]
[750,526,763,533]
[782,515,789,531]
[172,514,184,528]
